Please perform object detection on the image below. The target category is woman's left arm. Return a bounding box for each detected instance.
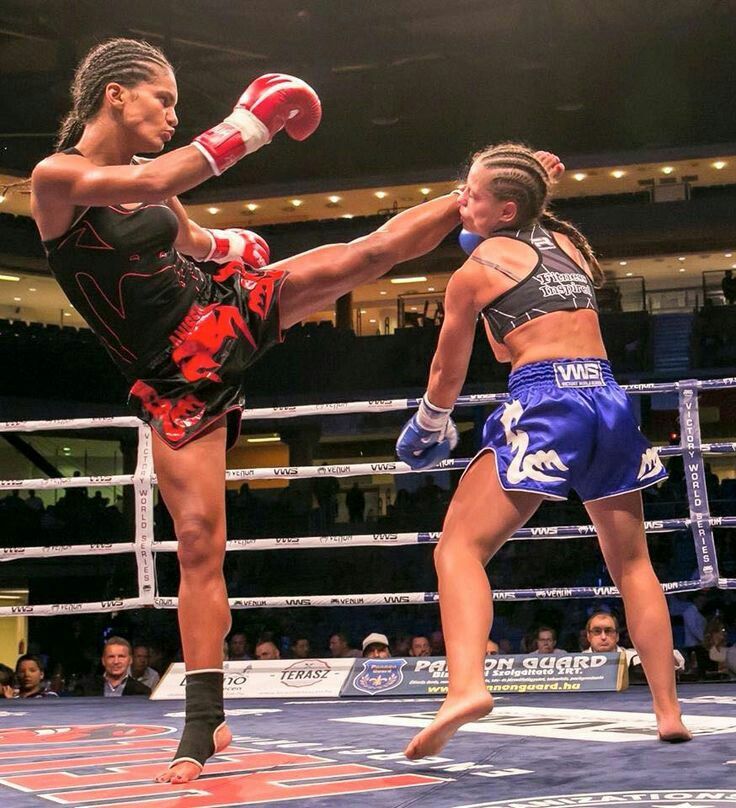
[166,195,270,267]
[166,195,214,259]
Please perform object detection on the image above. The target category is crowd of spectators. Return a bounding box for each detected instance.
[0,482,127,545]
[3,589,736,699]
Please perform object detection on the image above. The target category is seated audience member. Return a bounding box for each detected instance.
[80,637,151,697]
[362,633,391,658]
[682,592,708,649]
[255,641,280,660]
[531,626,567,656]
[702,617,729,674]
[498,638,513,654]
[583,611,685,674]
[409,635,432,657]
[392,634,412,656]
[48,662,67,695]
[228,631,251,661]
[0,663,15,698]
[485,639,500,656]
[131,644,160,690]
[328,632,361,658]
[290,637,312,659]
[430,630,445,656]
[15,654,58,698]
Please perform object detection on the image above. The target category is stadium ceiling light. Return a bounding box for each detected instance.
[390,276,427,284]
[327,195,341,204]
[0,274,20,282]
[573,172,586,181]
[341,213,354,219]
[206,207,220,214]
[245,203,259,212]
[290,199,303,207]
[712,160,727,170]
[420,187,431,195]
[661,166,675,174]
[611,170,626,179]
[374,191,388,199]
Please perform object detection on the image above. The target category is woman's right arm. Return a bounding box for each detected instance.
[32,72,322,209]
[32,147,214,208]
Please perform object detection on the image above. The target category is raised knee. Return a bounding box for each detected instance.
[176,514,224,570]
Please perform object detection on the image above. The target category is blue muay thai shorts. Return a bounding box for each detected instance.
[468,358,667,502]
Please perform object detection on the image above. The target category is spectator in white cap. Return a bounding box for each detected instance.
[362,633,391,658]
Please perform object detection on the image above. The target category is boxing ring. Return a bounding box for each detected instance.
[1,378,736,807]
[0,377,732,613]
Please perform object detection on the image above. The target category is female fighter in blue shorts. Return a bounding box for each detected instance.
[397,143,691,758]
[30,37,462,782]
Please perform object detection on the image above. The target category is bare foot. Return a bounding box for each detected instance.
[155,760,203,784]
[657,714,692,743]
[155,722,232,783]
[405,691,493,760]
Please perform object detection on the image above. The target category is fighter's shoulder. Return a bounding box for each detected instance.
[471,234,536,264]
[32,151,88,192]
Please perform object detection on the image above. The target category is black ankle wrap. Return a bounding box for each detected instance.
[170,670,226,769]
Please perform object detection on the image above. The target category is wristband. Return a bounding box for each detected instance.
[192,109,271,176]
[415,394,452,431]
[203,229,236,263]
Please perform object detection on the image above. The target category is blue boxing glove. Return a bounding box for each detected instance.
[396,395,459,470]
[459,228,484,255]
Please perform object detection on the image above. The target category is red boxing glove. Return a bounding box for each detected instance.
[239,73,322,141]
[203,228,270,268]
[193,73,322,176]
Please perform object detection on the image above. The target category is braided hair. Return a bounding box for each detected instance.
[56,37,172,152]
[471,143,603,286]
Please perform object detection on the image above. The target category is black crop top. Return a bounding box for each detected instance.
[479,223,598,342]
[42,150,210,377]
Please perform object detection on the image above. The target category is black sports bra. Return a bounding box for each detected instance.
[479,223,598,342]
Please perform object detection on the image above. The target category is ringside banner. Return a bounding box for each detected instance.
[340,653,628,697]
[152,658,356,700]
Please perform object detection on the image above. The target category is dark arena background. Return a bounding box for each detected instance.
[2,1,736,806]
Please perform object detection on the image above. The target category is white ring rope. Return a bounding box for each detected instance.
[0,377,734,616]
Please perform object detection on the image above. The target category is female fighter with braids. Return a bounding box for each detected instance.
[396,143,691,758]
[30,38,462,782]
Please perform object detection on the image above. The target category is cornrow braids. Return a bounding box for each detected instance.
[472,142,551,226]
[540,210,603,287]
[55,37,172,151]
[471,142,603,287]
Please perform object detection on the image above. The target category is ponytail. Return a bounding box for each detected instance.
[541,210,603,287]
[55,113,85,152]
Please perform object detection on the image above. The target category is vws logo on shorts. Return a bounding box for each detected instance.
[553,360,605,388]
